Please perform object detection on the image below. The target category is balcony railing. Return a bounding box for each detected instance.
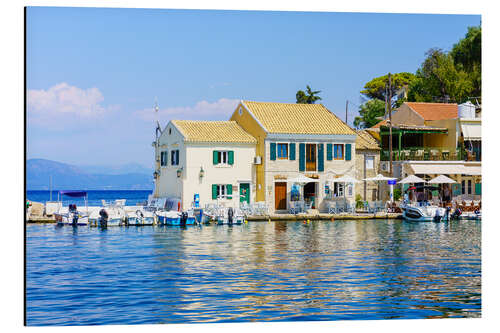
[380,147,476,161]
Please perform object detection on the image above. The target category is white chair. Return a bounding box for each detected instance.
[335,201,345,213]
[327,201,337,214]
[368,201,376,213]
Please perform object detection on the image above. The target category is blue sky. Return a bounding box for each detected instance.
[26,7,480,167]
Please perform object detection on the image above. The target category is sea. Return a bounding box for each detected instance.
[26,190,153,207]
[25,208,481,325]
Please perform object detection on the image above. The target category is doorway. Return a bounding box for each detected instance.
[275,182,287,210]
[304,182,317,209]
[240,183,250,204]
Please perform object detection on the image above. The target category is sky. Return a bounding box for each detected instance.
[26,7,481,168]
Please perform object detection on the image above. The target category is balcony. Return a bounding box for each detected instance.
[380,147,479,162]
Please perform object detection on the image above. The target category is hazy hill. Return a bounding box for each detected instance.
[27,159,153,190]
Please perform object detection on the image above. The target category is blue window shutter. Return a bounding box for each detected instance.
[289,143,296,160]
[327,144,332,161]
[213,151,218,165]
[176,150,179,165]
[270,143,276,160]
[318,144,324,172]
[299,143,305,171]
[345,144,351,161]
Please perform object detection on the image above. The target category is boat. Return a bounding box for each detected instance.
[96,200,127,227]
[156,210,197,226]
[126,209,155,226]
[216,207,244,225]
[54,191,89,226]
[401,202,448,222]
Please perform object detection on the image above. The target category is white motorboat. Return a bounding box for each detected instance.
[401,202,448,222]
[96,200,127,227]
[54,191,89,226]
[126,209,155,226]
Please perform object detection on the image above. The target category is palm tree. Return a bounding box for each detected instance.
[296,85,322,104]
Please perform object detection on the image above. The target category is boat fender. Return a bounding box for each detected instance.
[136,210,144,218]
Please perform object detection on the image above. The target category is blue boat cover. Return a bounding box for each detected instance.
[59,190,87,197]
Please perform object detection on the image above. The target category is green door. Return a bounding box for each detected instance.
[240,183,250,204]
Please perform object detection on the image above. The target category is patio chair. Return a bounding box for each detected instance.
[442,150,450,160]
[430,150,440,160]
[416,150,424,160]
[327,201,337,214]
[423,150,430,160]
[464,200,472,212]
[346,202,356,214]
[368,201,376,213]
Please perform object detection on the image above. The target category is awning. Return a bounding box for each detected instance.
[461,123,481,141]
[409,163,481,176]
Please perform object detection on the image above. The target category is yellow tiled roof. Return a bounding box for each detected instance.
[172,120,257,144]
[356,130,380,150]
[242,101,356,135]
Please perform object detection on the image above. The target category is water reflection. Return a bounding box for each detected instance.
[26,219,481,325]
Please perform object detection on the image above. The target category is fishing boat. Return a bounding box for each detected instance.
[126,209,155,226]
[54,191,89,226]
[216,207,244,225]
[156,210,197,226]
[401,202,448,222]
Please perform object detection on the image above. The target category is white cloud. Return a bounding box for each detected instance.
[27,83,118,129]
[135,98,240,122]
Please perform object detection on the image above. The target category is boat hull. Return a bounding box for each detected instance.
[157,215,196,226]
[402,204,447,222]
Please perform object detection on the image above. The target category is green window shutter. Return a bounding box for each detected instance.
[228,151,234,165]
[212,185,218,199]
[299,143,305,171]
[345,144,352,161]
[270,142,276,160]
[327,144,333,161]
[213,150,219,165]
[227,184,233,199]
[452,183,462,196]
[289,143,296,160]
[318,144,324,172]
[475,183,481,195]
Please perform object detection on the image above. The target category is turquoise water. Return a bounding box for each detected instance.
[26,219,481,325]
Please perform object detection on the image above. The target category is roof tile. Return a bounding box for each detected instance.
[406,102,458,120]
[172,120,257,144]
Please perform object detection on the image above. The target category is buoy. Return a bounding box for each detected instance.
[244,220,248,224]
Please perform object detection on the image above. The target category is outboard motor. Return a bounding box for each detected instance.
[451,208,462,220]
[445,206,451,222]
[99,208,109,228]
[433,210,442,222]
[180,211,188,226]
[228,207,234,225]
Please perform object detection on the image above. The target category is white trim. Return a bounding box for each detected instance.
[266,133,356,141]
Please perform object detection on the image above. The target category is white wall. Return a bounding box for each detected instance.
[182,143,256,210]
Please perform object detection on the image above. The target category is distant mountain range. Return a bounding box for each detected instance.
[27,159,154,190]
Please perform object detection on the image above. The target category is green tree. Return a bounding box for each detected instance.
[361,72,416,102]
[450,26,481,98]
[296,85,322,104]
[353,99,386,129]
[407,48,473,103]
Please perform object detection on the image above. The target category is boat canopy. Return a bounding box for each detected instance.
[59,190,88,197]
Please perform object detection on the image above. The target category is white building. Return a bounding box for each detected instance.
[153,120,257,210]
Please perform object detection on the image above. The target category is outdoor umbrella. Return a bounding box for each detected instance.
[428,175,457,204]
[398,175,426,204]
[363,174,397,202]
[330,175,361,209]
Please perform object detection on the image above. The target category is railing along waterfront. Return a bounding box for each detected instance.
[380,147,477,161]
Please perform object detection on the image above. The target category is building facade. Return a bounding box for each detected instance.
[354,130,382,202]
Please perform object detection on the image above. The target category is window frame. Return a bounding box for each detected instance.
[334,144,344,160]
[216,151,229,165]
[171,149,180,166]
[365,155,374,169]
[160,151,168,167]
[277,143,289,160]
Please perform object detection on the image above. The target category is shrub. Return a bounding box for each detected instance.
[355,194,364,209]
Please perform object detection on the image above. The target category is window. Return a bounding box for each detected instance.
[212,184,233,199]
[171,150,179,166]
[238,107,243,115]
[213,150,234,165]
[468,180,472,194]
[461,180,466,194]
[334,144,344,160]
[334,182,344,197]
[219,151,228,164]
[365,156,374,169]
[160,151,168,166]
[277,143,288,159]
